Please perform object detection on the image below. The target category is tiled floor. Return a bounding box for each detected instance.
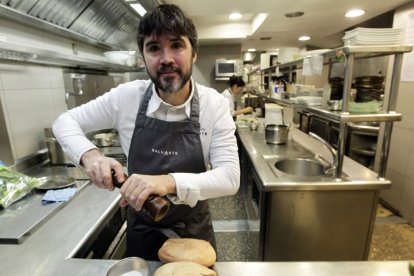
[208,192,414,262]
[369,204,414,260]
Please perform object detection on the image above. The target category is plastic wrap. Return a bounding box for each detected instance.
[0,166,40,208]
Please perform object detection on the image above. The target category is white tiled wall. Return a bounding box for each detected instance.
[381,2,414,226]
[0,16,106,163]
[0,64,67,161]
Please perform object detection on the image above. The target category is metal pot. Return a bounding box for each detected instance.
[93,133,114,147]
[44,137,72,165]
[265,124,289,144]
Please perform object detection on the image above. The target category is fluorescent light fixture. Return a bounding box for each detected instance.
[248,48,256,52]
[229,12,242,20]
[130,3,147,16]
[345,9,365,18]
[298,35,311,41]
[251,13,268,35]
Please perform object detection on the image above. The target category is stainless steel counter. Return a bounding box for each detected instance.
[0,134,408,275]
[238,126,390,191]
[237,126,391,261]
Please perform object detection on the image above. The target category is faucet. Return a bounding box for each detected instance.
[308,132,338,176]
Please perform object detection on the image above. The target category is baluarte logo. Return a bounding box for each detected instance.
[152,148,179,156]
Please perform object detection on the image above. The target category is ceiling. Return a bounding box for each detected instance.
[0,0,411,53]
[166,0,411,52]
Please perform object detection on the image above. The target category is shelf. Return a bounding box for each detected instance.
[294,104,402,123]
[351,148,376,157]
[260,45,413,72]
[254,44,413,178]
[0,40,142,72]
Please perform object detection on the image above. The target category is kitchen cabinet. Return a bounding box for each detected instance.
[237,127,390,261]
[256,45,412,178]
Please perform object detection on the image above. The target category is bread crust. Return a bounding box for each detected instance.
[158,238,216,267]
[154,261,217,276]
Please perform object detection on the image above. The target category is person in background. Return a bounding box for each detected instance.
[52,4,239,260]
[222,75,253,117]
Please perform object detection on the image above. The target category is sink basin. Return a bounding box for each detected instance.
[274,158,325,177]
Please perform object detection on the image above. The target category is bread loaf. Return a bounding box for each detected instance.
[158,238,216,267]
[154,261,217,276]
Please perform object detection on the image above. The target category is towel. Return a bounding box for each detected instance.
[42,187,77,204]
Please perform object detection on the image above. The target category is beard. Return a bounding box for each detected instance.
[148,63,192,94]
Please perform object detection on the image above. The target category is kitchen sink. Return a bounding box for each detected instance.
[274,158,325,177]
[264,155,346,181]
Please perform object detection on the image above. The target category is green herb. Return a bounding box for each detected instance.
[0,166,40,208]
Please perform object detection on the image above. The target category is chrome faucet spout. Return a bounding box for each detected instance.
[308,132,338,174]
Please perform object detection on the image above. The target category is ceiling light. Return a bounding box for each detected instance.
[298,35,311,41]
[130,3,147,17]
[248,48,256,52]
[345,9,365,18]
[229,12,242,20]
[285,11,304,18]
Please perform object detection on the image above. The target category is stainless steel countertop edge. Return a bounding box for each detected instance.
[0,160,408,275]
[237,127,391,191]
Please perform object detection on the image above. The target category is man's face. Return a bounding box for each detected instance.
[142,34,197,94]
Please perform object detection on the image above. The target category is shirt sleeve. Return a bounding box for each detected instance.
[169,94,240,207]
[222,89,235,117]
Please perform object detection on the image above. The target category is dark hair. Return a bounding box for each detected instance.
[137,4,198,55]
[227,75,245,87]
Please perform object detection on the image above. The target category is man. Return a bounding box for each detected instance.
[52,4,239,260]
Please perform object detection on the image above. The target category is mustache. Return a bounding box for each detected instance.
[157,64,181,74]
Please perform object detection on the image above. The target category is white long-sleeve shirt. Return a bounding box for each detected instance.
[52,78,240,207]
[221,88,235,116]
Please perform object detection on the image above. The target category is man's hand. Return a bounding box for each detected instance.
[81,149,125,190]
[245,106,254,113]
[118,174,176,211]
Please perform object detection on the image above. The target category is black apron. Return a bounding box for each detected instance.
[126,83,216,260]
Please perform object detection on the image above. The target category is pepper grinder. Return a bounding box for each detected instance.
[111,170,170,222]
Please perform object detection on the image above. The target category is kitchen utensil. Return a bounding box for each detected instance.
[93,133,114,147]
[43,137,72,165]
[44,128,72,165]
[106,257,149,276]
[265,124,289,144]
[111,170,170,222]
[327,100,342,111]
[249,120,259,131]
[36,175,76,190]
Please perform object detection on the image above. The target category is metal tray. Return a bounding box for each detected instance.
[36,175,76,190]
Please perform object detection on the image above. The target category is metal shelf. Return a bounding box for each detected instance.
[295,105,402,123]
[260,45,413,72]
[258,44,413,179]
[0,40,142,72]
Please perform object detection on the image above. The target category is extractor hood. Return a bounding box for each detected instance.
[0,0,163,51]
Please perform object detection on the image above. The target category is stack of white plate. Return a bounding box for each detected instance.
[342,27,404,46]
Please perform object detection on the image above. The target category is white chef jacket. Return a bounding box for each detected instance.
[221,88,235,116]
[52,78,240,207]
